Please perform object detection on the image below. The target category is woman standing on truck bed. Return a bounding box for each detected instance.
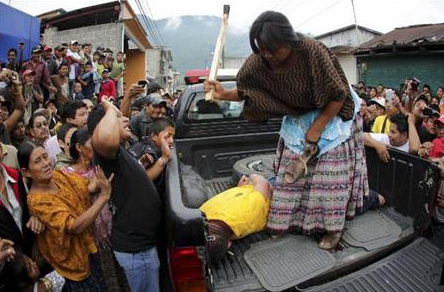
[204,11,368,249]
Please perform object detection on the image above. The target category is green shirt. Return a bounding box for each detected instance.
[110,61,125,79]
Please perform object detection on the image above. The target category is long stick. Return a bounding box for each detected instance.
[206,5,230,101]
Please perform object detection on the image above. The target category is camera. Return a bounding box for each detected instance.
[410,77,421,91]
[422,106,439,117]
[137,80,148,88]
[0,69,18,87]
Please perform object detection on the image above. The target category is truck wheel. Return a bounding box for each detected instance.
[232,154,276,182]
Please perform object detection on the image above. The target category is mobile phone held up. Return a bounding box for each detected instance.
[138,80,148,88]
[385,89,394,103]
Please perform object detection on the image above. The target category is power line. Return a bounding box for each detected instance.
[141,0,167,46]
[294,0,341,29]
[134,0,157,45]
[138,0,162,45]
[230,0,306,52]
[139,0,160,45]
[134,0,159,46]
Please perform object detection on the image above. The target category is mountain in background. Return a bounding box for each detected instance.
[138,15,252,74]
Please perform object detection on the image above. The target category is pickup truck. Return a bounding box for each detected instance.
[164,81,444,292]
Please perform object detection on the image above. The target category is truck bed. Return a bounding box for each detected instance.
[179,165,417,292]
[165,82,441,291]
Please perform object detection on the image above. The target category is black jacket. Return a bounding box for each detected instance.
[0,164,33,255]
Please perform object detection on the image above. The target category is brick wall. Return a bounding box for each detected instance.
[43,22,124,53]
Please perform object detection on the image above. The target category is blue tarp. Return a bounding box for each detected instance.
[0,2,40,64]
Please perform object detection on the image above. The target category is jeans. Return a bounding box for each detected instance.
[114,246,160,292]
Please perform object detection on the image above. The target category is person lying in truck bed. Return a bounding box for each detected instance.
[200,174,272,264]
[200,174,385,264]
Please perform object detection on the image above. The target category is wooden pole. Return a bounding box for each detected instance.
[205,5,230,101]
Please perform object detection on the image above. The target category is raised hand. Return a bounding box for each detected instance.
[125,84,145,100]
[203,80,225,100]
[95,166,114,199]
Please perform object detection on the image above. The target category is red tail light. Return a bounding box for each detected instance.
[169,247,207,292]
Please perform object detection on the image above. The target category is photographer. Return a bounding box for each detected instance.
[371,89,400,134]
[417,104,440,144]
[0,69,25,144]
[402,77,421,113]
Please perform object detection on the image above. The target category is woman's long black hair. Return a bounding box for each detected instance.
[249,11,304,54]
[18,140,43,170]
[69,127,91,162]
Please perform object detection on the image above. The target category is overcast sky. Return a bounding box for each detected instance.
[2,0,443,36]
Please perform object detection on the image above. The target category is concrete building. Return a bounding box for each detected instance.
[222,56,247,69]
[315,25,382,85]
[355,23,444,90]
[38,1,151,87]
[146,46,176,93]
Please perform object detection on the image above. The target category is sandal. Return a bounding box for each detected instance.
[319,232,342,250]
[284,142,319,184]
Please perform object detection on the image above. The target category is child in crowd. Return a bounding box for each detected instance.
[71,82,84,101]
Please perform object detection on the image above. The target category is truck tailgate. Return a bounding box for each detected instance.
[210,232,270,292]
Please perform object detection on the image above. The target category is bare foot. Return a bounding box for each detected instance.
[319,232,341,250]
[378,194,386,206]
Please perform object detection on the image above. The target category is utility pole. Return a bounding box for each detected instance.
[351,0,361,46]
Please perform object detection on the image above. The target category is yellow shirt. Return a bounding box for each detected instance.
[200,185,270,239]
[97,64,105,76]
[28,171,97,281]
[371,115,391,134]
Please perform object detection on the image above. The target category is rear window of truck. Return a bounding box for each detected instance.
[186,92,244,121]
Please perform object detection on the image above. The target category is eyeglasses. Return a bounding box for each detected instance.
[33,122,49,129]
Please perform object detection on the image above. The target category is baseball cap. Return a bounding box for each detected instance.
[54,45,65,51]
[43,45,52,52]
[70,40,78,45]
[435,116,444,125]
[102,69,109,74]
[147,93,167,106]
[31,46,42,53]
[133,96,149,109]
[22,69,35,77]
[368,98,386,109]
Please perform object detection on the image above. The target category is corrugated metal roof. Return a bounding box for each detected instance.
[357,23,444,51]
[315,24,382,40]
[40,1,120,30]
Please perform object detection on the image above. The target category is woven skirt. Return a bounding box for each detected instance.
[267,115,368,235]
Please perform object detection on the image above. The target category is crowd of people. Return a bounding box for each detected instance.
[352,80,444,162]
[1,13,444,292]
[0,40,181,292]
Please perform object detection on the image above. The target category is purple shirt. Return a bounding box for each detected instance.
[21,60,51,87]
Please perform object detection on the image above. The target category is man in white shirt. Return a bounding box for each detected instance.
[364,113,421,162]
[66,40,84,95]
